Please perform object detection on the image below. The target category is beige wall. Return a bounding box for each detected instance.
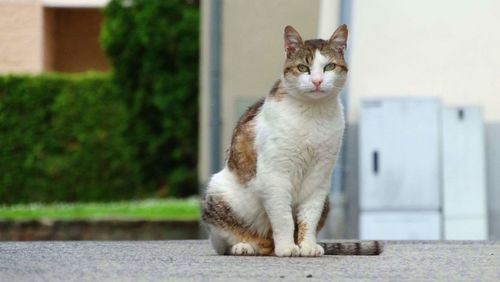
[0,1,109,74]
[0,0,44,73]
[348,0,500,122]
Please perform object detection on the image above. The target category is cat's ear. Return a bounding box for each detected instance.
[329,24,348,51]
[284,25,303,58]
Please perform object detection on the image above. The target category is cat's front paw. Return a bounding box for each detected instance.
[299,242,324,257]
[274,243,300,257]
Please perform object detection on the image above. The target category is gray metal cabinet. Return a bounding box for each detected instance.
[359,98,441,210]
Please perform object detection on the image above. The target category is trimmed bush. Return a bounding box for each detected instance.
[0,0,200,203]
[0,73,140,204]
[101,0,199,197]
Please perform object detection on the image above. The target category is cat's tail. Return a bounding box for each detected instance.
[318,241,384,255]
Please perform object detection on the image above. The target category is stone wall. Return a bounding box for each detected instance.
[0,220,200,240]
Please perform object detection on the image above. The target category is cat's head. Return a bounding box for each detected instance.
[282,25,348,101]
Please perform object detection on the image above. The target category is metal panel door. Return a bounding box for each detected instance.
[442,107,488,239]
[442,107,487,216]
[359,98,441,210]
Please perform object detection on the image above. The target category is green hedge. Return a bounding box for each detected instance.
[0,73,141,204]
[101,0,199,198]
[0,0,199,204]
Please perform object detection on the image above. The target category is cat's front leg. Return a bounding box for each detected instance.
[296,166,332,256]
[258,175,299,257]
[295,191,329,256]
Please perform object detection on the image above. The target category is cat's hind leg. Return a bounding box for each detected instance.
[209,227,230,255]
[208,226,259,256]
[230,242,256,256]
[209,225,268,256]
[202,193,273,256]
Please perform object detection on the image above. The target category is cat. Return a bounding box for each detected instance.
[202,24,382,257]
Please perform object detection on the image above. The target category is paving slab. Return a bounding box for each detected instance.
[0,240,499,281]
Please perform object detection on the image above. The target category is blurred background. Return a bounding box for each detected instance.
[0,0,498,241]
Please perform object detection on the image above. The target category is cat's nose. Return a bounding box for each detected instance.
[312,79,323,89]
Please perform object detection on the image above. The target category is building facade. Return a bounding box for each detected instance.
[200,0,500,239]
[0,0,109,74]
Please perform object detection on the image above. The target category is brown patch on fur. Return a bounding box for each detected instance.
[295,222,307,245]
[283,48,309,76]
[294,198,329,245]
[202,195,274,255]
[227,99,264,185]
[268,80,286,101]
[235,232,274,256]
[317,199,330,232]
[305,39,326,52]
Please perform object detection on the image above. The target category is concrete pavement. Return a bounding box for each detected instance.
[0,240,499,281]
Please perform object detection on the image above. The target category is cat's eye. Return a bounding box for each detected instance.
[324,63,336,71]
[297,64,310,73]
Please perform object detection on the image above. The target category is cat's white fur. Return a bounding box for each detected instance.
[206,50,346,257]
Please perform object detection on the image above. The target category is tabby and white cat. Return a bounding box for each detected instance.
[202,25,381,256]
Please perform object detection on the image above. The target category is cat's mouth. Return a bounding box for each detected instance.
[307,90,327,95]
[305,90,329,99]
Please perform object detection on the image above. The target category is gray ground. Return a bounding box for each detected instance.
[0,240,499,282]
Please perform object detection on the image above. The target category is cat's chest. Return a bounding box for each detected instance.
[285,122,343,167]
[257,101,345,157]
[284,116,340,140]
[273,105,343,145]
